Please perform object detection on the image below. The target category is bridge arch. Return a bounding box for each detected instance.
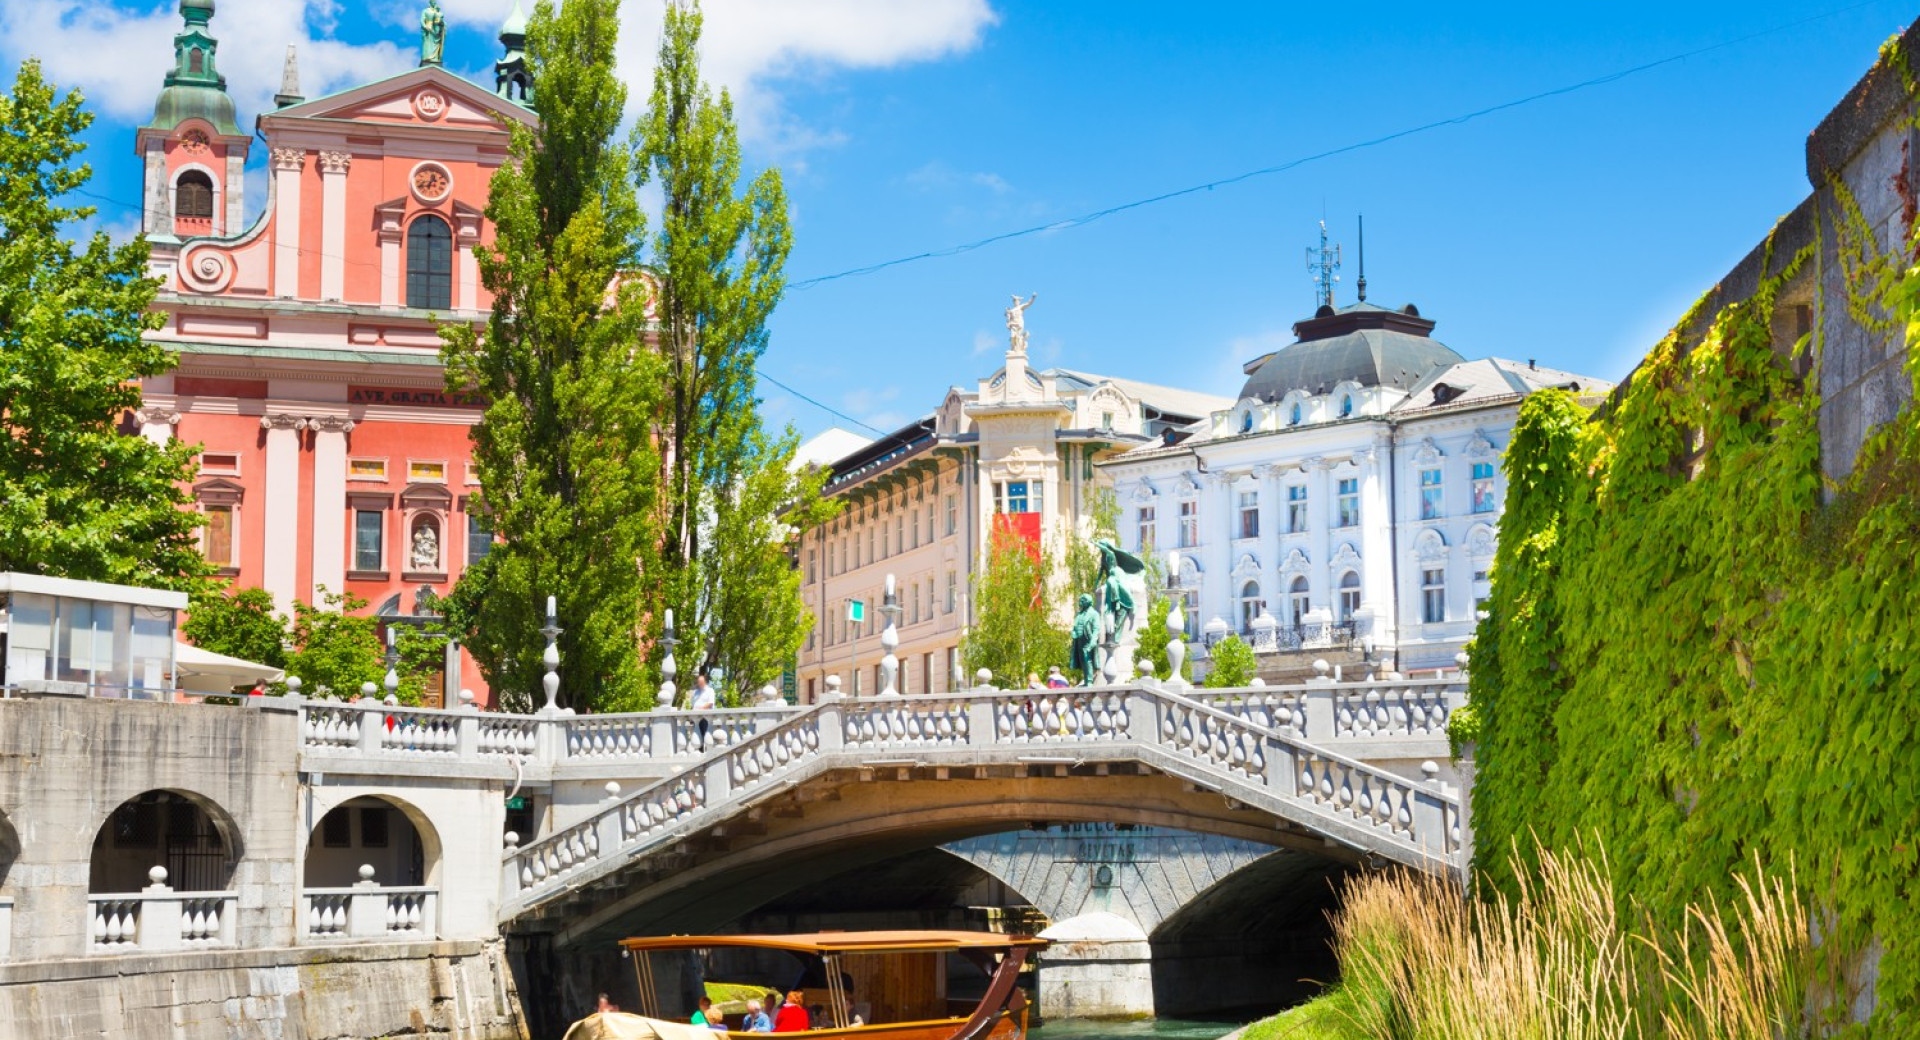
[0,806,17,890]
[303,793,442,888]
[88,788,242,893]
[1147,849,1353,1017]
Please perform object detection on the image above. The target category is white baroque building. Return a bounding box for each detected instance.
[1101,299,1611,676]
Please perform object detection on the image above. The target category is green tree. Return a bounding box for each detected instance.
[962,528,1068,686]
[284,589,387,700]
[0,62,209,591]
[1202,633,1257,688]
[639,1,834,693]
[183,585,287,669]
[441,0,661,712]
[1065,486,1121,597]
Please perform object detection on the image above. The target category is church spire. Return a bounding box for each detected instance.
[275,44,304,109]
[166,0,226,91]
[495,0,531,102]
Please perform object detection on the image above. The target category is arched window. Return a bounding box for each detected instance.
[176,171,214,220]
[1340,395,1354,418]
[1289,576,1310,629]
[1239,580,1264,634]
[1338,571,1361,623]
[1290,401,1302,425]
[1239,410,1254,433]
[406,215,453,310]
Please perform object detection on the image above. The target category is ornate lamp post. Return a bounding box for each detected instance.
[539,594,561,715]
[878,574,902,696]
[657,608,679,709]
[382,626,400,700]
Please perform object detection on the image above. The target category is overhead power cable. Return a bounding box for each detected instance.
[784,0,1888,291]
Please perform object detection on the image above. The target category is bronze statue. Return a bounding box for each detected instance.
[1093,539,1145,636]
[1069,594,1101,685]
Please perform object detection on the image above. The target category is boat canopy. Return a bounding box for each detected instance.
[618,930,1046,956]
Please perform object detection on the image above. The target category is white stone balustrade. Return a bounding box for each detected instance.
[88,868,236,953]
[302,867,439,942]
[498,682,1467,917]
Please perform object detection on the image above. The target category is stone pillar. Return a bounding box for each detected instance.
[134,405,181,449]
[224,151,246,236]
[1357,443,1396,650]
[1036,912,1154,1018]
[1254,463,1282,610]
[142,141,170,235]
[271,148,304,298]
[260,413,305,610]
[1201,471,1234,628]
[318,150,350,302]
[1306,458,1333,612]
[309,416,352,601]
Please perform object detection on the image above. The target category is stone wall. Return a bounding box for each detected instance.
[0,939,526,1040]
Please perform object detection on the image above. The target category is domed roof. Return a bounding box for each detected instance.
[149,84,240,137]
[1238,301,1465,402]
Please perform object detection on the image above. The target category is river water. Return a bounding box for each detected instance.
[1032,1018,1249,1040]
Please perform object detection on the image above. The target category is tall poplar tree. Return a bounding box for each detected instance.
[962,529,1070,686]
[440,0,660,711]
[640,2,835,694]
[0,62,209,590]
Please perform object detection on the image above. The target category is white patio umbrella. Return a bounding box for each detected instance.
[175,642,284,695]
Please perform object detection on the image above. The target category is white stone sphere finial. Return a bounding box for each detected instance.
[148,865,168,886]
[358,864,376,882]
[604,780,622,800]
[285,675,302,695]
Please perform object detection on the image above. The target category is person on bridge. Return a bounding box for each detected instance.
[772,990,808,1032]
[690,672,718,748]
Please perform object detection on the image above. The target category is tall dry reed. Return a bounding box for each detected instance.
[1324,844,1816,1040]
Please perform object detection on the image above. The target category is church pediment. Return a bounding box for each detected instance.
[268,67,535,132]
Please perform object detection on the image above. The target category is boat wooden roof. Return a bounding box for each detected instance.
[618,930,1046,955]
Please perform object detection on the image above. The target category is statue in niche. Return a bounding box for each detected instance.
[1005,293,1037,355]
[419,0,446,66]
[411,522,440,571]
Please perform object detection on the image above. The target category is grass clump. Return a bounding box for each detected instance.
[1324,842,1818,1039]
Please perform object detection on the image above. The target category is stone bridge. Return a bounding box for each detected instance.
[0,674,1465,1036]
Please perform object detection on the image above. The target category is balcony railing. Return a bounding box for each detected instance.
[87,870,236,953]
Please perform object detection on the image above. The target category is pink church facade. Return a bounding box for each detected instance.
[133,0,534,705]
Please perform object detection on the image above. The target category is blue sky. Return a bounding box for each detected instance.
[9,0,1912,436]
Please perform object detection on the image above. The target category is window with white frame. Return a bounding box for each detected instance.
[1422,567,1446,623]
[1287,485,1308,532]
[1136,505,1156,551]
[944,494,957,535]
[946,571,957,613]
[354,510,384,572]
[1337,570,1360,622]
[1237,490,1259,539]
[1336,478,1360,528]
[1472,462,1497,513]
[1239,580,1264,634]
[911,508,920,548]
[997,480,1041,514]
[1178,500,1198,548]
[1288,576,1309,628]
[1420,468,1444,520]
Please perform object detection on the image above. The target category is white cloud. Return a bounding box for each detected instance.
[971,328,998,356]
[1,0,413,129]
[440,0,998,151]
[905,160,1011,195]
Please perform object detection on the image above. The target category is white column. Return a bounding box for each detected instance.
[224,152,246,235]
[135,406,181,448]
[261,414,305,610]
[1201,471,1234,627]
[1306,458,1333,610]
[1358,442,1397,648]
[310,417,351,600]
[318,151,350,302]
[271,148,304,298]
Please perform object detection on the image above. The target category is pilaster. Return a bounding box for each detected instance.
[271,148,304,298]
[310,415,353,601]
[1357,443,1396,646]
[1306,458,1334,611]
[1201,470,1234,628]
[224,151,246,235]
[1253,464,1282,602]
[318,150,351,302]
[260,413,306,609]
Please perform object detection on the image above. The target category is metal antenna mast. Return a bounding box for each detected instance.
[1356,214,1367,302]
[1306,220,1341,309]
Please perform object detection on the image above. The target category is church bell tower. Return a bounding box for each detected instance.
[136,0,250,239]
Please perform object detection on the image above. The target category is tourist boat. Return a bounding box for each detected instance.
[565,930,1046,1040]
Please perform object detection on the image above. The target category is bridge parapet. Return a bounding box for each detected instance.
[497,681,1469,923]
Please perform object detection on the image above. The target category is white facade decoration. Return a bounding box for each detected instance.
[1101,300,1611,673]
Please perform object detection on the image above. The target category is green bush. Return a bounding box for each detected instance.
[1202,634,1257,688]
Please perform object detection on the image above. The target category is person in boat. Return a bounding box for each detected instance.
[692,996,725,1030]
[742,997,772,1033]
[771,990,809,1032]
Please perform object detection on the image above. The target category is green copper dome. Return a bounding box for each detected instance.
[144,0,239,135]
